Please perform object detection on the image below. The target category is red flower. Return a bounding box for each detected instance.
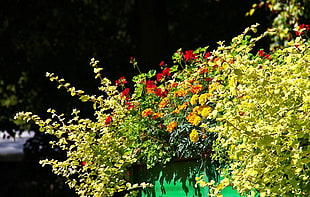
[121,88,130,97]
[264,54,271,60]
[258,50,265,57]
[257,50,272,60]
[81,161,87,166]
[155,88,168,97]
[295,24,310,36]
[156,68,170,82]
[105,116,112,125]
[205,77,213,82]
[115,76,127,86]
[159,61,165,66]
[156,73,164,82]
[146,80,157,93]
[146,80,156,88]
[162,68,170,76]
[126,102,134,110]
[204,52,211,59]
[183,50,197,61]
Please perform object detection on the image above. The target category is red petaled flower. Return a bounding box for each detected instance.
[81,161,87,166]
[183,50,198,61]
[258,50,265,57]
[121,88,130,97]
[105,116,112,125]
[159,60,165,66]
[146,80,157,93]
[155,88,168,97]
[295,24,310,36]
[115,76,127,86]
[204,52,211,59]
[162,68,170,76]
[205,77,213,82]
[156,73,164,82]
[156,68,171,82]
[257,50,272,60]
[126,102,134,110]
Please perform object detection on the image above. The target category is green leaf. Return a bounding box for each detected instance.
[79,95,89,102]
[147,69,156,78]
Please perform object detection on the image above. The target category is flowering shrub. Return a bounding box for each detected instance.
[15,23,309,197]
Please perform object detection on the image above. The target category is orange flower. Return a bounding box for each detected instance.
[167,121,177,133]
[153,112,165,119]
[186,112,202,126]
[158,98,169,108]
[141,108,153,117]
[179,102,189,110]
[174,89,188,97]
[190,84,203,94]
[198,67,209,74]
[172,102,189,113]
[168,82,178,89]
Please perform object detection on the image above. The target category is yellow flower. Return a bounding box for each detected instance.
[201,106,212,118]
[190,129,199,142]
[193,106,203,114]
[167,121,177,133]
[190,94,199,105]
[208,82,220,93]
[141,108,153,117]
[198,93,211,105]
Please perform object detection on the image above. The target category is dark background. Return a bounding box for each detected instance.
[0,0,272,196]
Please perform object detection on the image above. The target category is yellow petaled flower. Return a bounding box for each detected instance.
[167,121,177,133]
[201,106,212,118]
[141,108,153,117]
[190,129,199,143]
[158,98,169,108]
[186,112,202,126]
[193,106,203,114]
[190,94,199,105]
[199,93,211,105]
[208,82,220,93]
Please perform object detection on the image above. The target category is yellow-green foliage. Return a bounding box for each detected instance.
[15,59,144,197]
[196,25,310,196]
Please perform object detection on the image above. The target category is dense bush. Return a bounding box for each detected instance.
[196,24,310,196]
[15,24,309,197]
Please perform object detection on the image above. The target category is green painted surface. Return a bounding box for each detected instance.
[133,159,241,197]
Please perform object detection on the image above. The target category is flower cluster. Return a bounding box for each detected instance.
[294,24,310,36]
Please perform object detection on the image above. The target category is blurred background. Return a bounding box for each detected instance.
[0,0,308,196]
